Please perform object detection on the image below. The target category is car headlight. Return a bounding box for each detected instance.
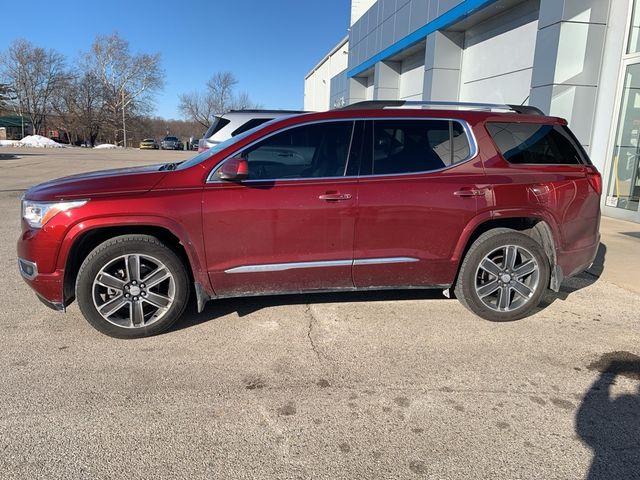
[21,199,88,229]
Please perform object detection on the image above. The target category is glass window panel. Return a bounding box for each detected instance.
[607,63,640,211]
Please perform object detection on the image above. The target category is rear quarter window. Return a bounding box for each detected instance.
[231,118,273,136]
[486,122,590,165]
[204,117,231,138]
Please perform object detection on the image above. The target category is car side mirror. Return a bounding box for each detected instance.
[217,157,248,181]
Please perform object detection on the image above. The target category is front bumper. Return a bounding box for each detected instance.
[18,256,66,308]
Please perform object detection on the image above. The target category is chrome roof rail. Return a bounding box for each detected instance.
[340,100,545,115]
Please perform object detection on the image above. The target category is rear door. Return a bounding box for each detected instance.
[352,118,489,288]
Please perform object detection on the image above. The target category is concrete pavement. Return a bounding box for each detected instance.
[0,147,638,479]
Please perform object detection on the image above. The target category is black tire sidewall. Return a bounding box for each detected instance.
[76,236,189,338]
[455,230,550,322]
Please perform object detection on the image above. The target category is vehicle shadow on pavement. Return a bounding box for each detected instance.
[174,243,607,331]
[174,289,449,332]
[576,354,640,480]
[0,152,43,160]
[537,242,607,310]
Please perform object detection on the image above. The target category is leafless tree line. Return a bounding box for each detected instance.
[0,34,164,146]
[178,71,260,129]
[1,34,260,146]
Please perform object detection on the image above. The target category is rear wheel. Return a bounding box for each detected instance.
[76,235,190,338]
[454,229,549,321]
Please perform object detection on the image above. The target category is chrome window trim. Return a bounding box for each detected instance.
[206,117,478,184]
[224,257,419,274]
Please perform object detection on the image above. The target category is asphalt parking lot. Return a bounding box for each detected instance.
[1,147,639,479]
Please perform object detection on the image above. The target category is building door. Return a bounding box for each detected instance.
[605,62,640,219]
[604,0,640,222]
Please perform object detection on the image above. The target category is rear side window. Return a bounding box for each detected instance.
[372,120,470,175]
[231,118,272,136]
[486,122,589,165]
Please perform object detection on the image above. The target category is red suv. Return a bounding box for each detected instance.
[17,101,601,338]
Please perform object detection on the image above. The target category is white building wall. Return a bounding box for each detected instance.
[304,38,349,111]
[399,50,426,100]
[351,0,377,25]
[459,2,540,105]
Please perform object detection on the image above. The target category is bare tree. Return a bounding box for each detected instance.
[178,71,259,128]
[0,83,13,110]
[0,39,66,134]
[177,90,214,129]
[52,69,106,146]
[85,33,164,146]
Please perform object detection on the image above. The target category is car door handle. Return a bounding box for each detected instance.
[318,193,352,201]
[453,189,486,197]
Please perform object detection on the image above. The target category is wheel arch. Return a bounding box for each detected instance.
[453,213,561,292]
[60,218,213,308]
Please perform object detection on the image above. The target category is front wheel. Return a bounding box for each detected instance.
[76,235,190,338]
[454,229,550,322]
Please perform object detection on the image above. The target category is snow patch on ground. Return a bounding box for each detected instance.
[1,135,66,148]
[93,144,119,149]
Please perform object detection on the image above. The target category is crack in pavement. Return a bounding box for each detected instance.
[304,304,328,362]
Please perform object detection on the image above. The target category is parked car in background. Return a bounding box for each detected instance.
[160,136,182,150]
[198,109,306,152]
[139,138,159,150]
[17,101,601,338]
[190,138,200,151]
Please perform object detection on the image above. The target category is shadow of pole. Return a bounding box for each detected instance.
[576,355,640,479]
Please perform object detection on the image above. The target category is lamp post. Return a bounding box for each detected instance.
[122,89,127,148]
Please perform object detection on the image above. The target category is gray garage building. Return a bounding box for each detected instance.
[305,0,640,223]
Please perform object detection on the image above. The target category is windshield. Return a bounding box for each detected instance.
[175,118,281,171]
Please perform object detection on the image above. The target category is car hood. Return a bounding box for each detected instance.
[24,164,168,201]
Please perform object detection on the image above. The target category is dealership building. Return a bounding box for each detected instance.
[305,0,640,223]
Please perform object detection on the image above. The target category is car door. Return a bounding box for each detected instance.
[202,120,360,297]
[352,118,488,288]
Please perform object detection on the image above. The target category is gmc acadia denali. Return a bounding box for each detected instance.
[17,101,601,338]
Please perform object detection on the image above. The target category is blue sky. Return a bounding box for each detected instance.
[0,0,351,119]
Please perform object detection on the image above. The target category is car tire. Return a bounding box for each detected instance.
[75,235,190,338]
[454,228,549,322]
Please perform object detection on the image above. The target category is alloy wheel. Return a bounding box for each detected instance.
[474,245,540,313]
[92,254,175,328]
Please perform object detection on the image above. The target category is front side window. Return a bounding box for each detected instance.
[372,120,470,175]
[238,121,354,180]
[486,122,588,165]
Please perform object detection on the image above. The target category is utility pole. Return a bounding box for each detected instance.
[122,89,127,148]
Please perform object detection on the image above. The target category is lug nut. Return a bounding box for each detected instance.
[141,292,146,296]
[125,293,130,298]
[133,296,138,301]
[132,281,137,285]
[140,284,145,288]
